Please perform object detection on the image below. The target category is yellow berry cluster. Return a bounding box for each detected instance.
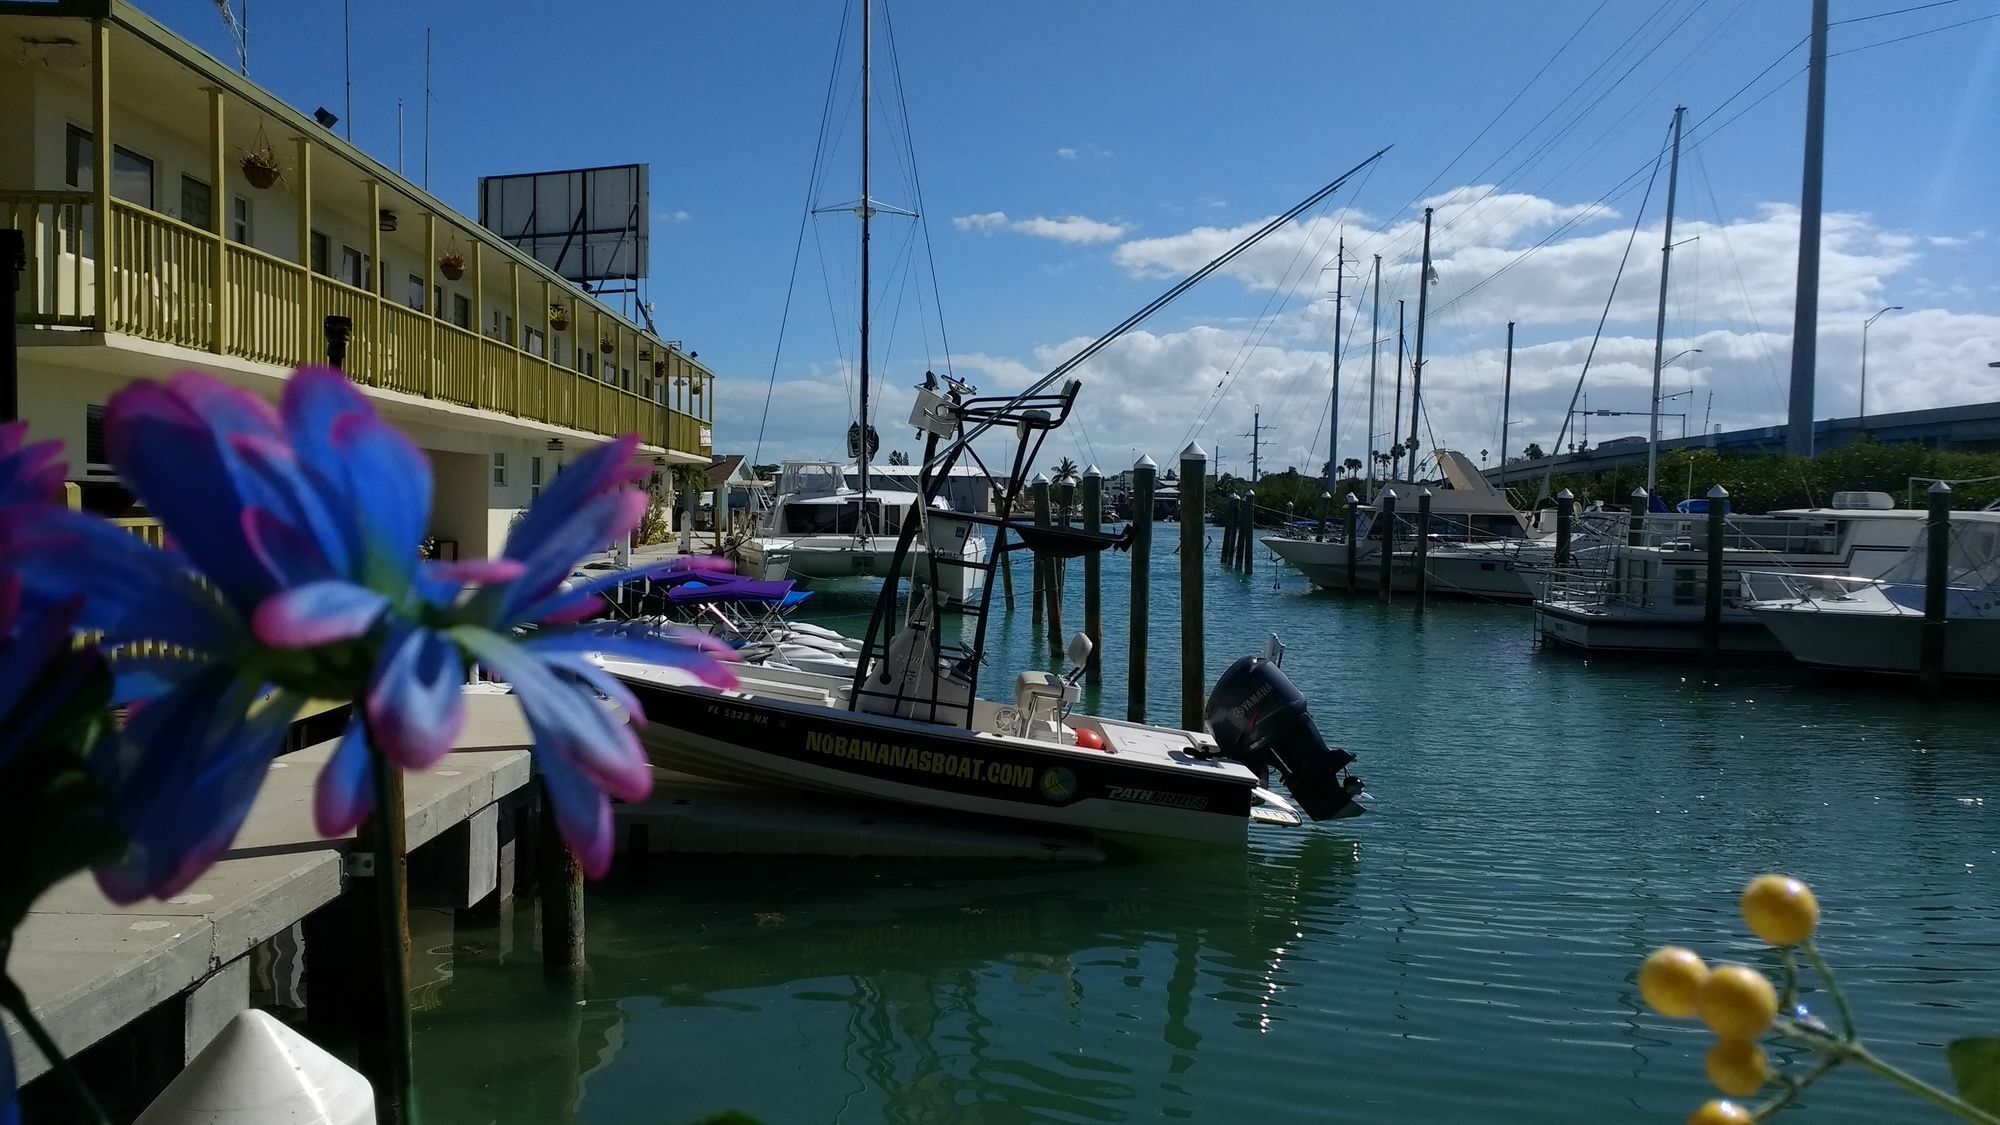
[1638,875,1821,1125]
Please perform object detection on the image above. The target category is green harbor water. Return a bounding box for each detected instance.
[414,526,1999,1123]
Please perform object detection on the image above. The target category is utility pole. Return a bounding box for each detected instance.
[1786,0,1830,457]
[1500,321,1515,487]
[1367,253,1381,498]
[1327,236,1344,493]
[1408,207,1433,465]
[1240,406,1265,483]
[1647,105,1685,497]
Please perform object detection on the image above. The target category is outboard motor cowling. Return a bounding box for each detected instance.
[1206,655,1363,820]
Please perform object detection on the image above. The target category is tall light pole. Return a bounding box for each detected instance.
[1859,305,1901,428]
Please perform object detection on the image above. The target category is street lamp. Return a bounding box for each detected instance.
[1662,347,1703,369]
[1860,306,1901,427]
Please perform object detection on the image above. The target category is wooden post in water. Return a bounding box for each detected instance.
[1241,489,1256,574]
[538,786,586,981]
[995,487,1014,608]
[1129,455,1156,722]
[1082,465,1104,685]
[1555,489,1575,566]
[354,769,414,1125]
[1344,492,1360,593]
[1030,474,1049,625]
[1414,488,1433,614]
[1627,486,1649,548]
[1318,491,1332,539]
[1048,480,1068,657]
[1283,501,1294,539]
[1377,489,1397,604]
[1179,443,1208,731]
[1219,494,1238,568]
[1703,484,1728,662]
[1921,480,1952,694]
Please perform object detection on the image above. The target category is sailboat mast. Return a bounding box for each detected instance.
[1408,207,1433,466]
[857,0,874,520]
[1328,236,1343,493]
[1646,105,1685,496]
[1500,321,1515,486]
[1367,254,1380,498]
[1786,0,1830,457]
[1393,300,1405,480]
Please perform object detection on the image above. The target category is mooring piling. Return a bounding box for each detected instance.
[1703,484,1729,662]
[1377,488,1397,603]
[1241,489,1256,573]
[1318,491,1332,539]
[1129,454,1156,722]
[1627,486,1649,548]
[1082,464,1103,685]
[1922,480,1952,694]
[1030,474,1049,622]
[1414,487,1433,614]
[995,487,1014,608]
[1344,492,1359,593]
[1219,494,1238,567]
[1180,442,1208,730]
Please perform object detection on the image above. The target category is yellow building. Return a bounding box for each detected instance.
[0,0,716,559]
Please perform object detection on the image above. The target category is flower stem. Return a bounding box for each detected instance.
[1801,939,1856,1040]
[0,971,112,1125]
[366,747,420,1125]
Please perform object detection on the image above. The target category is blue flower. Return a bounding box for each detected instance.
[88,368,733,886]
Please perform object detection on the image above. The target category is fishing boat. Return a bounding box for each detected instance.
[1743,507,2000,678]
[733,460,987,603]
[606,128,1391,845]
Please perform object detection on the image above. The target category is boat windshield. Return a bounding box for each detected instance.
[780,498,905,535]
[778,461,847,497]
[1877,517,2000,609]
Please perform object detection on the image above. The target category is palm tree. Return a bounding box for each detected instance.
[1341,457,1363,478]
[1053,457,1080,485]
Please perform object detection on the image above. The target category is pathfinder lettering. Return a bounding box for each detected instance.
[1105,785,1211,810]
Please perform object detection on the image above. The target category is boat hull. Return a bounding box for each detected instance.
[737,535,986,602]
[1262,536,1542,601]
[1750,606,2000,678]
[615,675,1260,845]
[1534,602,1784,656]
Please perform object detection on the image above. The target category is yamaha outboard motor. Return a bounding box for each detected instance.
[1206,655,1363,820]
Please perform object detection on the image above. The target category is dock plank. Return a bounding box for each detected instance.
[3,695,534,1081]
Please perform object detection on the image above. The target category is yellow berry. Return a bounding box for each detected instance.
[1639,946,1710,1018]
[1705,1038,1770,1097]
[1741,874,1820,947]
[1699,965,1779,1040]
[1688,1100,1754,1125]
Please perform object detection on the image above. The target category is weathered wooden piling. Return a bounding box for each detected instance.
[355,769,416,1125]
[1702,484,1728,661]
[1030,474,1049,622]
[1922,480,1952,693]
[1129,455,1156,722]
[1377,489,1397,604]
[1241,489,1256,573]
[1344,492,1360,593]
[1414,488,1433,614]
[1219,494,1238,567]
[1554,488,1575,566]
[1627,486,1649,548]
[1180,443,1208,730]
[1048,481,1068,656]
[1318,491,1332,538]
[1082,465,1104,685]
[537,789,586,983]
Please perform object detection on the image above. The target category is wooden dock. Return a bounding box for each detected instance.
[3,695,535,1088]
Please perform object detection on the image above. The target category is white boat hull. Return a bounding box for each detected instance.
[737,533,987,602]
[1751,604,2000,678]
[1262,536,1544,601]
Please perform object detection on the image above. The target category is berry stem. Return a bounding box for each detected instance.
[1778,947,1799,1008]
[1801,940,1855,1040]
[1847,1043,2000,1125]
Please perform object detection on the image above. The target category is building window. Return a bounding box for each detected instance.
[602,360,616,384]
[451,293,471,330]
[64,125,91,189]
[407,274,426,311]
[490,451,507,487]
[85,404,107,467]
[523,326,545,357]
[111,147,153,207]
[530,456,543,501]
[340,246,369,288]
[231,196,253,243]
[179,175,212,229]
[310,230,330,276]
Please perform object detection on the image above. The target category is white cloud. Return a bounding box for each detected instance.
[655,209,691,223]
[952,211,1131,244]
[1056,147,1078,160]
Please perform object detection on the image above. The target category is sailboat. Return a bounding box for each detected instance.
[733,1,987,603]
[606,135,1394,846]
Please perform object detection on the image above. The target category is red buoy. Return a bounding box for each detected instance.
[1073,728,1107,751]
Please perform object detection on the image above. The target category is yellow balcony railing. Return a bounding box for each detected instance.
[4,192,714,460]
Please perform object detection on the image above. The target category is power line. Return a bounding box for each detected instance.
[1829,10,2000,55]
[1832,0,1974,25]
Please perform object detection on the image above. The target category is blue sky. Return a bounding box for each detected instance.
[157,0,2000,482]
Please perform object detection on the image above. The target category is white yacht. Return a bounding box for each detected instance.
[1743,508,2000,679]
[1262,450,1593,601]
[733,460,988,603]
[1534,492,1933,656]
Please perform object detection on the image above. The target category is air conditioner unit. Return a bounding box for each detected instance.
[1830,491,1895,510]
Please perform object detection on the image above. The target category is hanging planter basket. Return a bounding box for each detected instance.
[240,148,282,190]
[599,338,616,356]
[548,304,570,332]
[438,251,466,281]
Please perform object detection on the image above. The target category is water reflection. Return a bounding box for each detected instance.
[418,836,1360,1124]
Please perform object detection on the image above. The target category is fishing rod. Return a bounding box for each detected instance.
[944,145,1393,456]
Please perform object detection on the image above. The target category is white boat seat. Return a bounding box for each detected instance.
[1013,670,1079,740]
